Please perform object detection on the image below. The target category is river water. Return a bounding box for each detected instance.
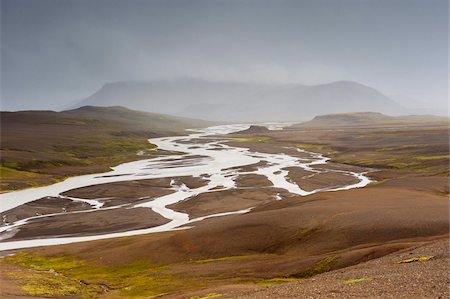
[0,124,371,251]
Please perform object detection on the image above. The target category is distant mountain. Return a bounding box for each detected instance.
[73,79,272,117]
[71,79,407,121]
[228,81,405,121]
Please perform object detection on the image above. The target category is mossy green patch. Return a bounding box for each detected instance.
[0,166,43,179]
[388,162,420,169]
[8,252,83,271]
[1,161,20,168]
[52,135,155,160]
[20,272,96,297]
[375,144,424,152]
[397,256,434,264]
[256,277,299,286]
[195,255,249,264]
[293,227,317,242]
[1,252,206,298]
[290,256,338,278]
[337,157,395,168]
[296,143,332,153]
[229,136,272,143]
[0,166,63,192]
[343,277,370,284]
[190,293,224,299]
[414,155,450,161]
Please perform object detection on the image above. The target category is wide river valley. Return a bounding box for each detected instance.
[0,124,371,251]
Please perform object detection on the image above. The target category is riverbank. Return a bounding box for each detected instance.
[0,123,372,250]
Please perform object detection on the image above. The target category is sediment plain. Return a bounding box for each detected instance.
[0,113,448,298]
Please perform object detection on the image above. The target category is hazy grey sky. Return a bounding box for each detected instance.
[1,0,448,111]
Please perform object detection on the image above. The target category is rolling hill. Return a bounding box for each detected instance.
[62,105,212,132]
[0,106,212,191]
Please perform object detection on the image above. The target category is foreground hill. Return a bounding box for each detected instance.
[0,106,211,191]
[72,79,406,121]
[225,239,448,298]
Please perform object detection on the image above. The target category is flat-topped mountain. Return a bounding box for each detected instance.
[298,112,393,127]
[235,125,271,134]
[295,112,449,128]
[71,79,406,121]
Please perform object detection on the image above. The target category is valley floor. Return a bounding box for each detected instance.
[0,118,448,298]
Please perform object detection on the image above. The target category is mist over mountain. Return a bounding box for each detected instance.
[389,95,447,116]
[72,79,406,122]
